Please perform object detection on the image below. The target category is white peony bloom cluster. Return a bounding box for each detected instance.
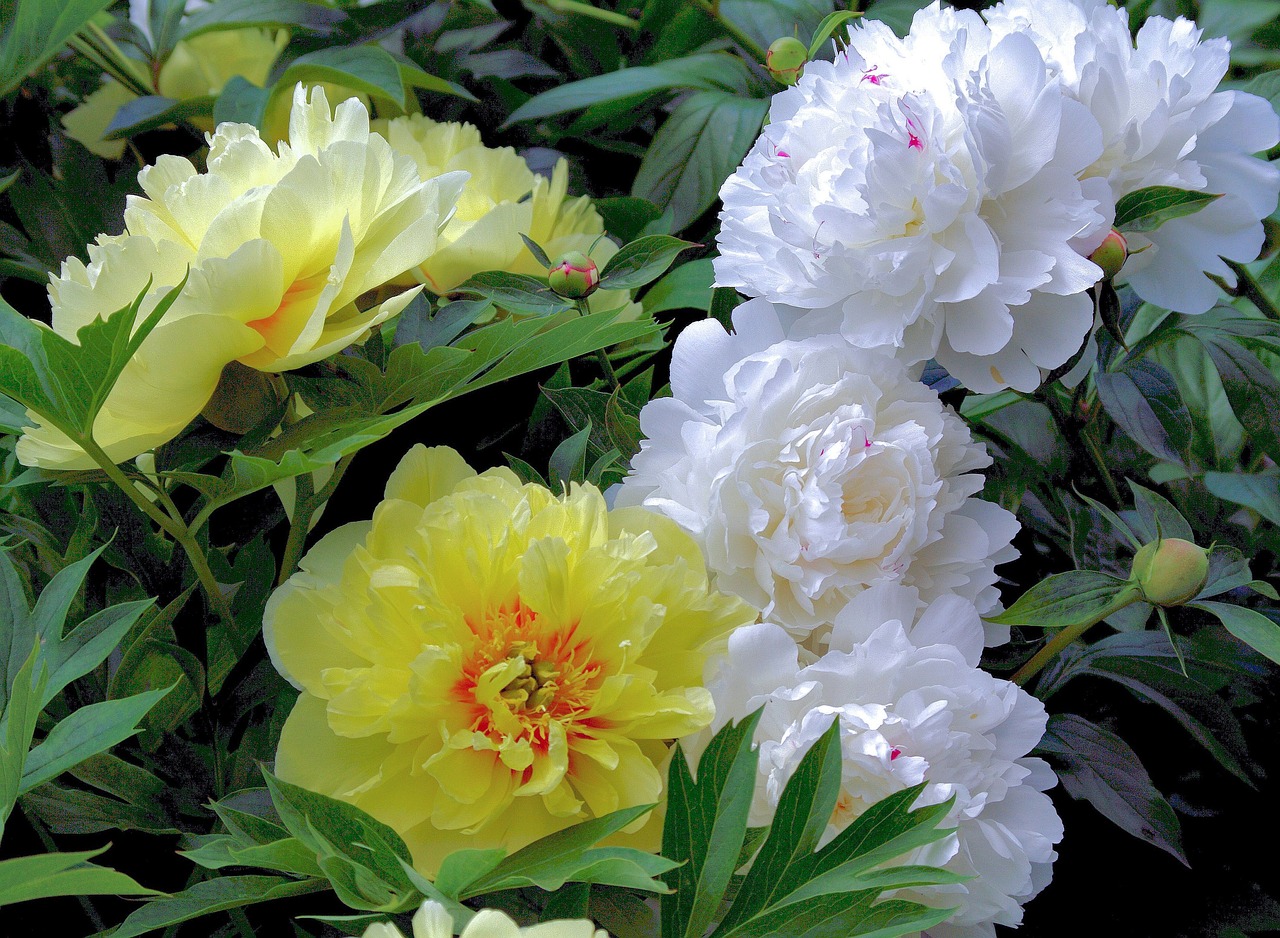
[616,299,1019,653]
[714,3,1109,393]
[985,0,1280,316]
[701,584,1062,938]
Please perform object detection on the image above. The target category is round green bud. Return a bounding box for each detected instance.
[1129,537,1210,606]
[548,250,600,299]
[766,36,808,87]
[202,360,279,434]
[1089,229,1129,282]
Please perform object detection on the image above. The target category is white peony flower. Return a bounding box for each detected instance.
[713,2,1108,393]
[699,583,1062,938]
[615,299,1018,653]
[985,0,1280,314]
[362,900,608,938]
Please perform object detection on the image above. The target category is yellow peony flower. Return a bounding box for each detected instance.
[377,115,634,318]
[265,445,754,874]
[363,900,608,938]
[18,87,465,470]
[62,28,287,159]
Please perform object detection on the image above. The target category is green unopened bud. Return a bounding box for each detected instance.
[1129,537,1210,606]
[766,36,808,86]
[548,250,599,299]
[1089,229,1129,282]
[202,361,279,434]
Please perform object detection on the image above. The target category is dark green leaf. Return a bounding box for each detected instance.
[278,46,407,109]
[642,258,715,315]
[103,875,327,937]
[0,0,115,98]
[1191,601,1280,666]
[103,95,214,140]
[457,271,575,316]
[1203,336,1280,464]
[1096,360,1192,465]
[213,76,273,129]
[1204,470,1280,526]
[808,10,862,58]
[1114,186,1222,234]
[1125,481,1196,544]
[632,92,769,232]
[549,422,592,489]
[1039,714,1186,864]
[0,847,160,907]
[180,0,342,38]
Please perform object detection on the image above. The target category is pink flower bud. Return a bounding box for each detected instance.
[548,250,600,299]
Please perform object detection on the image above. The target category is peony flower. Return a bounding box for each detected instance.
[18,85,465,469]
[714,3,1109,393]
[363,900,608,938]
[984,0,1280,315]
[265,445,755,874]
[699,583,1062,938]
[63,28,288,159]
[615,299,1018,653]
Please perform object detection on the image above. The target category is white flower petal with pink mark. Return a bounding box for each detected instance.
[985,0,1280,314]
[615,299,1018,653]
[714,2,1108,392]
[693,584,1062,938]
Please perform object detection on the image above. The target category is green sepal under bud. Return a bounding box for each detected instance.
[202,360,280,434]
[1089,229,1129,282]
[766,36,808,87]
[1129,537,1210,606]
[548,250,599,299]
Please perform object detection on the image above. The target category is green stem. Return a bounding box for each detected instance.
[1011,587,1142,687]
[1081,425,1123,505]
[276,454,355,586]
[1225,259,1280,321]
[576,299,621,389]
[20,804,105,930]
[692,0,768,60]
[545,0,640,29]
[79,437,234,626]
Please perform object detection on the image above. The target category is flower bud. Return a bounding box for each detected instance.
[766,37,808,87]
[1129,537,1210,606]
[1089,229,1129,282]
[548,250,599,299]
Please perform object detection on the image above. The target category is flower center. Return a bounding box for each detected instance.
[496,640,561,711]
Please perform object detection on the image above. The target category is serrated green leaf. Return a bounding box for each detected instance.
[1114,186,1222,234]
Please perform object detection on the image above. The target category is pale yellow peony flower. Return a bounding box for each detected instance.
[18,87,465,469]
[265,445,754,874]
[378,114,633,319]
[363,900,608,938]
[62,28,287,159]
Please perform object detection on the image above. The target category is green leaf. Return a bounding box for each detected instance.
[1244,68,1280,122]
[1113,186,1222,234]
[662,710,763,938]
[718,892,951,938]
[549,422,592,489]
[1096,360,1192,465]
[19,686,171,793]
[504,53,753,125]
[642,258,715,315]
[987,571,1139,627]
[278,45,407,109]
[466,803,664,897]
[433,850,505,900]
[715,719,842,934]
[212,75,273,129]
[180,0,342,38]
[808,10,862,57]
[457,271,575,316]
[862,0,932,36]
[1203,470,1280,526]
[0,0,115,98]
[103,875,327,937]
[1191,601,1280,666]
[632,92,770,232]
[599,235,699,291]
[103,94,214,140]
[181,834,324,878]
[0,847,160,907]
[262,770,418,912]
[0,644,44,838]
[1038,713,1186,864]
[1125,480,1196,544]
[1203,336,1280,464]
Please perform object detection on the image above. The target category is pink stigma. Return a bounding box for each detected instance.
[907,132,923,150]
[890,747,902,761]
[861,66,886,85]
[777,150,790,158]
